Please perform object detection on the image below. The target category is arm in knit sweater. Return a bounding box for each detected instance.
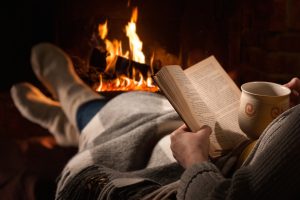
[177,104,300,200]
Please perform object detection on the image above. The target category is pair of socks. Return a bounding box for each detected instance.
[11,43,104,146]
[11,82,79,146]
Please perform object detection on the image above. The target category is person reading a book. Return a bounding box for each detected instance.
[10,42,300,199]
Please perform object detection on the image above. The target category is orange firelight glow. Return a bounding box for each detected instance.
[96,7,158,92]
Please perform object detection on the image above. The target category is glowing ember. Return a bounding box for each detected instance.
[96,7,158,92]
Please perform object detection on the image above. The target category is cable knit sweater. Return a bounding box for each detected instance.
[56,91,300,200]
[177,102,300,199]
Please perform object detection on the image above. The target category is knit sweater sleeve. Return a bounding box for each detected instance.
[177,160,256,200]
[177,104,300,200]
[176,161,227,200]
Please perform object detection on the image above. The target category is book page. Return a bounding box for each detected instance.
[153,65,215,132]
[184,56,248,153]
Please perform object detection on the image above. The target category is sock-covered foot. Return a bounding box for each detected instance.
[10,82,79,147]
[30,42,103,128]
[30,43,83,99]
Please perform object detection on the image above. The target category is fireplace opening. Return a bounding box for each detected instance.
[52,0,300,92]
[4,0,300,93]
[54,0,237,94]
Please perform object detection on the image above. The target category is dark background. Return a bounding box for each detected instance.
[2,0,58,92]
[1,2,77,199]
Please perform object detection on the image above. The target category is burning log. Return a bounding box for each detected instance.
[88,47,159,93]
[89,47,156,77]
[114,55,153,78]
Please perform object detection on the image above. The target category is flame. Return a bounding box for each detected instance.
[96,7,158,92]
[125,7,145,63]
[150,52,155,74]
[98,21,127,73]
[98,20,108,40]
[96,72,158,92]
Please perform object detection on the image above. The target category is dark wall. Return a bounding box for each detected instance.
[2,0,58,92]
[238,0,300,84]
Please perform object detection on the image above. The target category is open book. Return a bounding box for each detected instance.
[153,56,249,158]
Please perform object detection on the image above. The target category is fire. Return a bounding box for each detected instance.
[96,7,158,92]
[125,7,145,64]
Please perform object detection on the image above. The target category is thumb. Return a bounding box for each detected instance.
[197,125,212,135]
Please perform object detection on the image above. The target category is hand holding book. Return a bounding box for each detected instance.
[153,56,248,158]
[170,124,212,168]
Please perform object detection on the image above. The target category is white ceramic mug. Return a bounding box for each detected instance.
[238,81,291,139]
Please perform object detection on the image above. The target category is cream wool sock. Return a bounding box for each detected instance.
[30,43,103,129]
[10,82,79,147]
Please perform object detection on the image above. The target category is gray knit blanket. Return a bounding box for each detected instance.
[55,91,186,199]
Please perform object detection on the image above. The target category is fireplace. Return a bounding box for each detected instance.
[51,0,300,90]
[53,0,238,92]
[3,0,300,93]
